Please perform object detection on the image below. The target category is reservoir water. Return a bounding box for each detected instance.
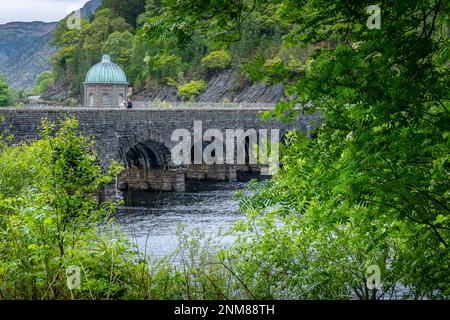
[115,180,249,258]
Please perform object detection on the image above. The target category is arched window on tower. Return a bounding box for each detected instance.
[102,93,110,106]
[88,93,95,107]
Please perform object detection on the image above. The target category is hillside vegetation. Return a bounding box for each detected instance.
[44,0,309,102]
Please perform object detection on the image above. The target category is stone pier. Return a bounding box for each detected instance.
[119,167,187,192]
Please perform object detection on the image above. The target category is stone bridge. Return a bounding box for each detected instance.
[0,107,319,192]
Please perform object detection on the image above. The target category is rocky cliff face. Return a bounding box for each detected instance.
[0,21,58,90]
[198,70,285,103]
[133,70,286,103]
[79,0,102,18]
[0,0,101,91]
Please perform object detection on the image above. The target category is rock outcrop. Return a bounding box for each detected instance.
[133,70,286,103]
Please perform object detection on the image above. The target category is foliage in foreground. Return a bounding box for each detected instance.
[0,120,253,300]
[148,0,450,299]
[0,119,137,299]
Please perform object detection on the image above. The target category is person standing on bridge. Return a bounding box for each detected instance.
[127,100,133,109]
[120,99,127,109]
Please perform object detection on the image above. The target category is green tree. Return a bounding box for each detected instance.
[149,0,450,299]
[32,71,55,95]
[101,0,147,28]
[0,118,149,299]
[145,52,186,83]
[102,31,135,69]
[0,75,16,107]
[50,9,132,96]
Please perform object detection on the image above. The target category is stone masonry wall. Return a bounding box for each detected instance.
[0,107,321,191]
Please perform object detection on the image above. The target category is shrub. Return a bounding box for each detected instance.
[177,80,206,101]
[201,50,231,70]
[62,98,79,106]
[0,118,146,299]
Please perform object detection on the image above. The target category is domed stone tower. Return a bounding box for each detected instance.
[84,54,128,108]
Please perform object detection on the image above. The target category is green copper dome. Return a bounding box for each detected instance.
[85,54,128,84]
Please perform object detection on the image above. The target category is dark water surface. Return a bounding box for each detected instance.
[115,180,248,258]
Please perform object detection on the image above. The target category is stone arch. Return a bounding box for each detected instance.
[125,141,171,170]
[118,131,173,170]
[117,131,185,191]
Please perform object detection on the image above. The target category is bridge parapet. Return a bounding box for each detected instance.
[4,103,278,110]
[132,101,277,109]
